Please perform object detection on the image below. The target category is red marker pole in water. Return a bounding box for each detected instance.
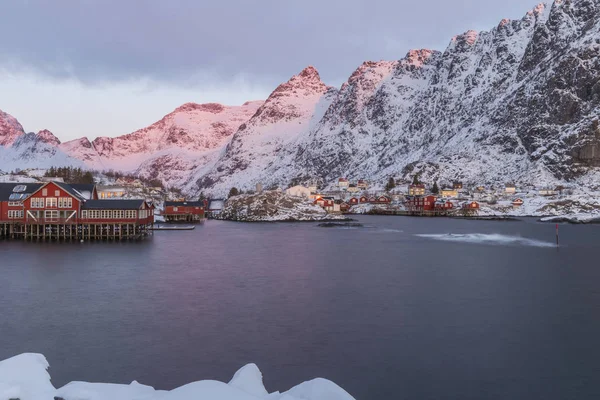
[556,224,559,247]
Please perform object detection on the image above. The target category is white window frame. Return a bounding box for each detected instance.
[55,190,60,197]
[44,210,59,221]
[42,188,48,196]
[46,197,57,208]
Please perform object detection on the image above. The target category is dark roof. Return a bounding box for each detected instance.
[82,199,146,210]
[68,184,96,194]
[164,201,204,207]
[0,183,44,201]
[52,182,87,201]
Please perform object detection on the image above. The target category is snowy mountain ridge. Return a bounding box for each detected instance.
[2,1,600,196]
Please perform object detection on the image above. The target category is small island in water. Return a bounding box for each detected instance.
[217,191,347,222]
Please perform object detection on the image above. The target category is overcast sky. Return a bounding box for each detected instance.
[1,0,539,141]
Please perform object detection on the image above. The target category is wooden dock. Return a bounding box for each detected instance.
[1,221,152,241]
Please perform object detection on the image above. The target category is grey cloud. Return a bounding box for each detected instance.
[2,0,536,88]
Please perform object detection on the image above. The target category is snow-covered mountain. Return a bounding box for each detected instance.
[0,112,81,170]
[194,66,338,194]
[190,0,600,195]
[2,1,600,195]
[0,109,27,147]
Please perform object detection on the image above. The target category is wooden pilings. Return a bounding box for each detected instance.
[0,222,152,241]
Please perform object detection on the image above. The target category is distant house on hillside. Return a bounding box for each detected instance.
[505,184,517,195]
[357,180,369,189]
[338,178,349,189]
[538,188,557,196]
[441,188,458,198]
[408,184,426,196]
[97,185,126,199]
[453,182,463,190]
[347,184,360,193]
[512,198,524,206]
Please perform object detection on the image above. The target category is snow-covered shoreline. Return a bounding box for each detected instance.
[0,353,355,400]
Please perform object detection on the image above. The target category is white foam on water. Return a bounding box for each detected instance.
[415,233,555,248]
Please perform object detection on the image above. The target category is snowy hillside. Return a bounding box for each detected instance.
[194,66,337,194]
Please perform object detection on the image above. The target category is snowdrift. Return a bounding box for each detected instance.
[0,353,355,400]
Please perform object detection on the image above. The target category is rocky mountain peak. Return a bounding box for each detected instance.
[36,129,61,146]
[270,66,328,98]
[173,102,226,114]
[404,49,439,67]
[451,30,479,49]
[0,109,26,147]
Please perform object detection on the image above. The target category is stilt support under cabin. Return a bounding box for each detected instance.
[1,222,152,242]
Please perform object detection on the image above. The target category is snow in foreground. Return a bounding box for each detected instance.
[0,353,355,400]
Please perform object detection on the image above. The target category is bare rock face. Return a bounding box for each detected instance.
[36,130,61,146]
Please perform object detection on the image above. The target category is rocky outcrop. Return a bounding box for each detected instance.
[219,191,342,222]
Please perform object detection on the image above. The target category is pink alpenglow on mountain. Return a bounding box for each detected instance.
[0,109,26,147]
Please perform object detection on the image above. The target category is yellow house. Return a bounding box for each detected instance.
[97,185,126,199]
[408,184,426,196]
[441,188,458,198]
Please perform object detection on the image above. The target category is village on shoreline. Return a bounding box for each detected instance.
[1,167,600,242]
[218,176,600,223]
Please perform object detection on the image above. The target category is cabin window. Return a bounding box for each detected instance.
[44,210,59,221]
[126,210,137,219]
[31,198,44,208]
[114,210,123,219]
[55,190,60,196]
[58,197,73,208]
[173,207,178,212]
[45,198,57,208]
[42,188,47,196]
[81,210,88,219]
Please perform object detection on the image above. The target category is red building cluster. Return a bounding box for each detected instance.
[1,181,154,240]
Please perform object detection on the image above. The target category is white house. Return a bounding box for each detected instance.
[538,188,556,196]
[285,185,311,198]
[505,184,516,195]
[97,185,127,199]
[338,178,349,189]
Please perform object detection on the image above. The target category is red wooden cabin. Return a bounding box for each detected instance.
[462,201,480,210]
[405,195,437,211]
[162,201,205,222]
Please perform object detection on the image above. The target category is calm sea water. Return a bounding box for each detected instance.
[1,216,600,399]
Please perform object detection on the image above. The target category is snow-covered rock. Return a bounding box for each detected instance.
[0,353,355,400]
[219,191,344,222]
[0,353,55,400]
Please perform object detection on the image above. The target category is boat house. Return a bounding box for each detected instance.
[162,201,205,222]
[1,182,154,241]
